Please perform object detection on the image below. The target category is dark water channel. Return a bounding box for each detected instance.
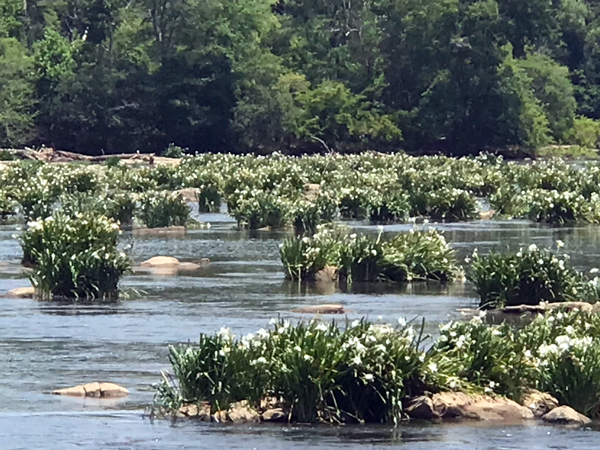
[2,211,600,449]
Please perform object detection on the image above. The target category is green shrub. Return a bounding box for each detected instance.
[61,191,136,225]
[229,191,289,229]
[426,317,534,400]
[367,190,410,223]
[21,212,130,299]
[290,194,337,235]
[468,244,599,309]
[424,188,479,222]
[155,318,424,424]
[164,143,185,158]
[525,189,600,224]
[137,191,190,228]
[520,311,600,416]
[380,228,457,282]
[563,116,600,149]
[280,226,458,283]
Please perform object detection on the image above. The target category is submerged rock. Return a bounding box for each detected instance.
[53,382,129,398]
[291,304,346,314]
[5,286,35,299]
[431,392,534,422]
[520,389,559,418]
[542,406,591,426]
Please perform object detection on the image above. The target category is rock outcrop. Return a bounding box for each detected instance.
[261,408,288,422]
[520,389,559,418]
[542,406,591,426]
[5,286,35,299]
[291,304,347,314]
[138,256,207,274]
[53,382,129,398]
[405,392,534,422]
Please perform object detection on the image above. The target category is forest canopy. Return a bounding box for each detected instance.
[2,0,600,155]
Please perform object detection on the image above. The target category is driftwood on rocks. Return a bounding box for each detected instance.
[2,148,175,166]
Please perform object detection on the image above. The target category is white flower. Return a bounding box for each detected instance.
[269,318,277,325]
[315,322,328,332]
[364,374,374,381]
[591,268,599,274]
[556,240,564,249]
[352,355,362,365]
[217,327,232,339]
[528,244,538,252]
[427,362,438,373]
[351,320,360,328]
[398,317,407,327]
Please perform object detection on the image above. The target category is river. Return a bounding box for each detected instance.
[1,210,600,449]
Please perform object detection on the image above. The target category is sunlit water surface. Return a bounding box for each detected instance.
[2,210,600,449]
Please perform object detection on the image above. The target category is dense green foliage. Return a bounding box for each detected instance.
[20,212,130,299]
[280,225,458,283]
[155,310,600,422]
[3,154,600,228]
[3,0,600,154]
[469,244,600,309]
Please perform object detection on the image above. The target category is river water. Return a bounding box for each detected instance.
[2,211,600,449]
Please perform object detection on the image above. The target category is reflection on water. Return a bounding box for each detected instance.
[2,217,600,449]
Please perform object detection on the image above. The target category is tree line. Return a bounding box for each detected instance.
[2,0,600,155]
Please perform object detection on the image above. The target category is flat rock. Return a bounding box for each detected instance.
[140,256,181,268]
[133,226,186,237]
[545,302,593,313]
[542,406,591,426]
[520,389,559,418]
[262,408,288,422]
[432,392,533,422]
[502,304,547,315]
[6,286,35,299]
[291,304,346,314]
[53,382,129,398]
[178,262,201,271]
